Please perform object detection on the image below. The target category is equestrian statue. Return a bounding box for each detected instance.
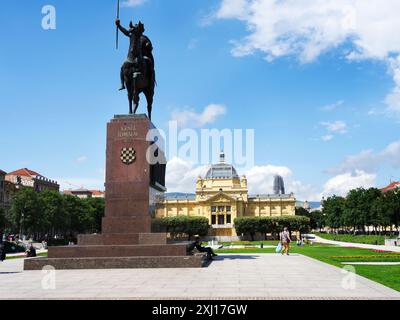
[116,19,155,120]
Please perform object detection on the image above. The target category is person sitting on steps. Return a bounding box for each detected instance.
[187,236,218,260]
[26,244,37,258]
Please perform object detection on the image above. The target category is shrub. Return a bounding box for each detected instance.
[3,241,26,254]
[152,216,209,240]
[234,217,259,241]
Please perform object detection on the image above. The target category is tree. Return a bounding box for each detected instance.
[234,217,259,241]
[343,188,381,233]
[295,207,309,217]
[234,216,310,240]
[296,207,324,231]
[38,190,66,238]
[371,194,388,234]
[184,216,209,240]
[309,210,325,231]
[84,197,105,233]
[323,195,345,230]
[258,217,274,240]
[363,188,382,230]
[64,195,94,235]
[0,206,6,238]
[9,188,42,238]
[384,190,400,233]
[275,216,310,238]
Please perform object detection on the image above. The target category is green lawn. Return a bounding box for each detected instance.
[5,252,48,260]
[216,243,400,292]
[315,232,398,245]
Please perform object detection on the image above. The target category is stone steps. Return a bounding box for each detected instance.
[48,244,187,258]
[24,255,205,270]
[77,233,167,246]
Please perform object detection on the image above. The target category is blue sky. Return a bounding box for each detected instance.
[1,0,399,200]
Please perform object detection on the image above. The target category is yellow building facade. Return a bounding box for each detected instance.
[156,152,296,240]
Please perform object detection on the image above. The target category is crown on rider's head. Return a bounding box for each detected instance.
[137,21,145,33]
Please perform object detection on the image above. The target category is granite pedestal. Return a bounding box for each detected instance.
[24,115,204,270]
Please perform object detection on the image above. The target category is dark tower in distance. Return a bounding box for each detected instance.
[273,175,285,195]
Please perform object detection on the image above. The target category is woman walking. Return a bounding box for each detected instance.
[280,227,291,255]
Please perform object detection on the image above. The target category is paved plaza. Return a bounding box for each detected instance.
[0,254,399,299]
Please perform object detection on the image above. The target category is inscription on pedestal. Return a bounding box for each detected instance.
[117,124,139,139]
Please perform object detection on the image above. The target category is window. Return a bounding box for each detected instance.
[211,215,216,225]
[226,214,231,224]
[218,206,224,212]
[218,215,225,225]
[226,206,231,212]
[211,206,216,213]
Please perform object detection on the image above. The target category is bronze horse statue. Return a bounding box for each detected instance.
[116,19,155,120]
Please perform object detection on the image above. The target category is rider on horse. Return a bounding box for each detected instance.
[115,19,155,91]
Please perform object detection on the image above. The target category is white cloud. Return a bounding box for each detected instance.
[245,165,320,200]
[320,120,348,134]
[214,0,400,114]
[380,140,400,168]
[385,56,400,114]
[322,170,376,197]
[321,100,344,112]
[166,157,209,193]
[166,157,320,200]
[321,134,334,142]
[328,140,400,174]
[76,156,87,163]
[170,104,226,128]
[216,0,250,20]
[121,0,147,7]
[245,165,292,194]
[327,149,378,174]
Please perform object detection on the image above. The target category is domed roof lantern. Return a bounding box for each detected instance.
[219,150,225,163]
[205,150,239,180]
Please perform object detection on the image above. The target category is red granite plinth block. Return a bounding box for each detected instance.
[102,216,151,234]
[48,244,187,258]
[104,115,153,232]
[78,233,167,246]
[104,198,149,218]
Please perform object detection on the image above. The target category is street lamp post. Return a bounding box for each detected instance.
[19,209,24,241]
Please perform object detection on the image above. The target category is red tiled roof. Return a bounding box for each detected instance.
[381,181,400,193]
[89,190,105,196]
[7,168,42,177]
[0,169,7,175]
[63,189,104,196]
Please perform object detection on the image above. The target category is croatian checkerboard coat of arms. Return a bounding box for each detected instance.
[120,147,136,165]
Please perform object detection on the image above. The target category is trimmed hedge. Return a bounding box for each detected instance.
[234,216,310,241]
[3,241,26,254]
[152,216,209,240]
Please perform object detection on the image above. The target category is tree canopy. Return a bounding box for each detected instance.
[7,188,104,241]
